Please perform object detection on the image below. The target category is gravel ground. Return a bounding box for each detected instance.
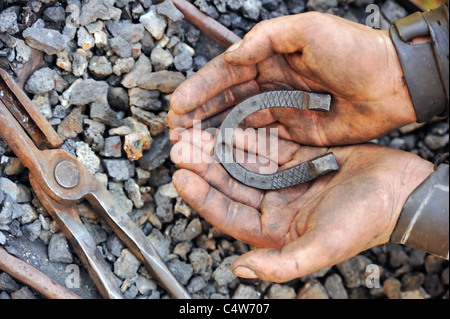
[0,0,448,299]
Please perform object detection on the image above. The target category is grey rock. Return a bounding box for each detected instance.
[173,44,193,72]
[188,276,207,293]
[123,284,138,299]
[147,228,171,261]
[57,107,83,141]
[104,159,134,182]
[83,119,106,152]
[122,54,153,88]
[138,129,172,170]
[242,0,262,20]
[124,178,144,208]
[173,241,192,260]
[0,7,19,35]
[189,248,213,280]
[0,272,20,293]
[214,0,227,13]
[114,248,141,279]
[147,166,171,187]
[150,46,173,71]
[106,21,145,43]
[81,217,107,246]
[71,49,89,77]
[0,231,6,245]
[156,0,184,22]
[76,141,100,174]
[14,40,32,63]
[22,219,42,242]
[69,79,108,105]
[109,36,132,58]
[154,190,173,223]
[336,255,372,288]
[171,218,202,243]
[115,0,135,8]
[78,0,121,26]
[18,204,38,225]
[0,195,14,226]
[90,102,122,127]
[135,70,186,93]
[267,283,296,299]
[324,274,348,299]
[195,0,219,19]
[139,6,167,40]
[212,255,239,286]
[297,279,329,299]
[89,56,113,77]
[25,67,56,95]
[31,94,52,119]
[108,87,129,111]
[424,133,449,151]
[389,137,406,150]
[232,284,260,299]
[167,259,193,285]
[108,182,134,215]
[102,136,122,158]
[135,276,157,295]
[139,0,153,8]
[22,27,69,55]
[11,287,37,299]
[430,121,449,136]
[112,57,135,76]
[43,6,66,23]
[381,0,408,24]
[48,233,73,263]
[77,27,95,50]
[226,0,243,11]
[107,234,125,258]
[0,178,18,201]
[306,0,338,12]
[128,88,161,110]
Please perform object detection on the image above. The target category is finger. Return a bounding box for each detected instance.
[170,55,258,115]
[172,169,265,244]
[231,229,334,282]
[224,13,321,66]
[167,80,260,129]
[233,126,300,165]
[170,140,265,209]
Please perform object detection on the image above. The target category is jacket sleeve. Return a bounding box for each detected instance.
[389,3,449,260]
[389,2,448,122]
[390,163,449,260]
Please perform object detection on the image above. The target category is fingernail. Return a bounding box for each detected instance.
[233,266,258,279]
[226,40,242,53]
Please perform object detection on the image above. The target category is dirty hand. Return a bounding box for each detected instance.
[170,128,433,282]
[168,12,416,146]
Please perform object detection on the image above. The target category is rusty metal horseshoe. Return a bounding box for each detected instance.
[214,90,339,190]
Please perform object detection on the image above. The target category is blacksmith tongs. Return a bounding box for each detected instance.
[215,90,339,190]
[0,69,190,299]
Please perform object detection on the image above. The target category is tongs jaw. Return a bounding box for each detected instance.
[0,69,190,299]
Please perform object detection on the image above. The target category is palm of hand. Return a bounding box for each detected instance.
[168,12,416,146]
[170,128,432,282]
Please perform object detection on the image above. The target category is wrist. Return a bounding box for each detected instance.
[389,156,434,233]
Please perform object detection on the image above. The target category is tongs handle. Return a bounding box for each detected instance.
[29,174,124,299]
[86,187,191,299]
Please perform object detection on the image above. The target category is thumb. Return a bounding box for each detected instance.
[231,231,335,283]
[224,13,318,66]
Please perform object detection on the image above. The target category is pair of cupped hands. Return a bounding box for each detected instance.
[166,12,433,283]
